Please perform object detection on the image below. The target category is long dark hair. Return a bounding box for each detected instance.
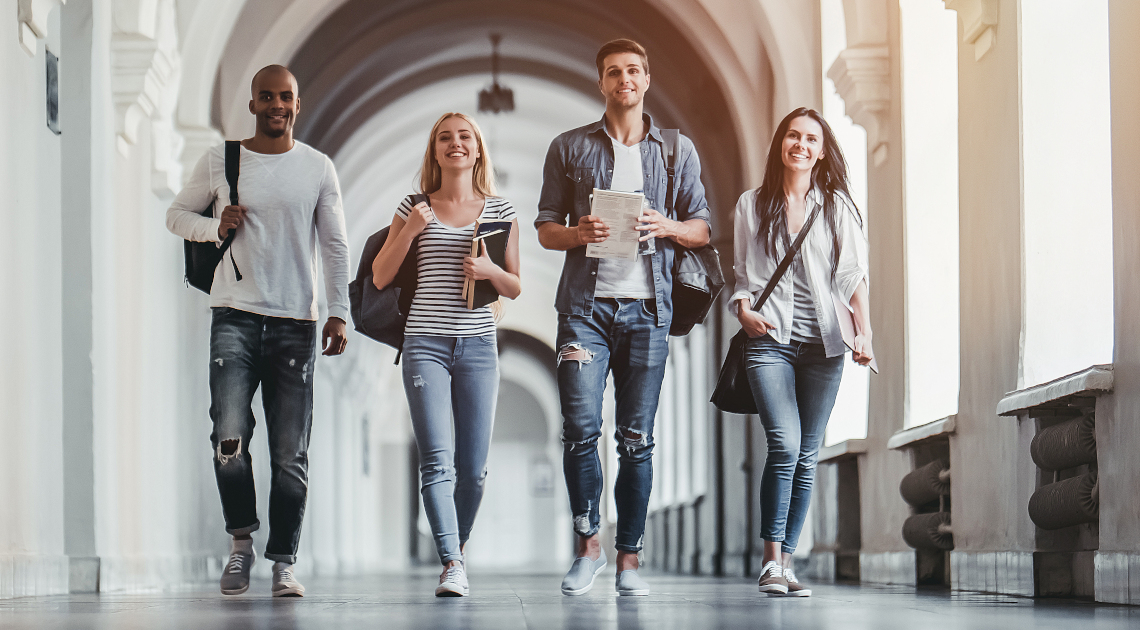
[755,107,861,278]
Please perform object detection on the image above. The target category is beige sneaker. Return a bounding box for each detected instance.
[757,561,788,594]
[781,568,812,597]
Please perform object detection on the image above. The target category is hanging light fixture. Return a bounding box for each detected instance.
[478,34,514,114]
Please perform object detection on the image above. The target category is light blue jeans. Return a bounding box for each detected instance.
[401,334,499,565]
[744,334,844,554]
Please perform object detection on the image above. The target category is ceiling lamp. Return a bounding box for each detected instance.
[478,34,514,114]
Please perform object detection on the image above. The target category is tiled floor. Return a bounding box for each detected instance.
[1,570,1137,629]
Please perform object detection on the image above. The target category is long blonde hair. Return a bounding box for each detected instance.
[418,113,505,321]
[419,112,497,196]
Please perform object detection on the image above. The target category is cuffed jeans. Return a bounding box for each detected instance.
[744,334,844,554]
[557,298,669,552]
[402,334,499,565]
[209,307,316,564]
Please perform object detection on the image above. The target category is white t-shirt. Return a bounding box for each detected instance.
[594,138,655,299]
[395,195,517,337]
[166,141,350,322]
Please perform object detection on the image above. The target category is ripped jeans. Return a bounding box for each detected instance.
[557,298,669,553]
[402,334,499,565]
[208,307,316,564]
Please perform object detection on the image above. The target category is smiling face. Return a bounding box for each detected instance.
[433,116,481,173]
[598,52,650,110]
[249,67,299,139]
[781,115,825,174]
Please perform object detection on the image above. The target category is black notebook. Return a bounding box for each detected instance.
[463,220,512,310]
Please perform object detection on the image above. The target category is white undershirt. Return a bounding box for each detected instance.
[594,138,654,299]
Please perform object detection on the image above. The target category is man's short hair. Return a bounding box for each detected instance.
[251,64,295,96]
[595,39,649,78]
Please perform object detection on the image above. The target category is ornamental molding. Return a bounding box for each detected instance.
[17,0,66,56]
[943,0,999,61]
[111,33,174,151]
[111,0,186,202]
[827,45,891,166]
[111,0,181,160]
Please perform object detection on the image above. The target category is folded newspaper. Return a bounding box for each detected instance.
[585,189,644,260]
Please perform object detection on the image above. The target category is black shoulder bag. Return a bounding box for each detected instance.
[659,129,725,336]
[710,203,820,414]
[348,193,429,362]
[184,140,242,293]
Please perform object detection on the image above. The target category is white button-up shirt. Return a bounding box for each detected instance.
[729,187,869,358]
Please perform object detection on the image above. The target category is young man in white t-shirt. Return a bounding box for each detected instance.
[536,40,711,597]
[166,65,350,598]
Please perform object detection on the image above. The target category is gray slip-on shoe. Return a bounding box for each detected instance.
[615,569,650,596]
[561,551,607,596]
[219,551,253,595]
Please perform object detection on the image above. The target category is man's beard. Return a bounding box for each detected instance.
[261,116,289,138]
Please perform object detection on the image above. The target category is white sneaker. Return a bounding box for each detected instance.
[271,562,305,597]
[435,564,469,597]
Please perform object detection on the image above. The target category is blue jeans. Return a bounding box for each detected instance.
[744,335,844,555]
[402,335,499,565]
[557,298,669,552]
[209,307,316,564]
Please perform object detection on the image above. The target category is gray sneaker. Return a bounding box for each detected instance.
[615,569,650,596]
[271,562,305,597]
[561,551,607,596]
[780,568,812,597]
[219,550,253,595]
[757,561,788,595]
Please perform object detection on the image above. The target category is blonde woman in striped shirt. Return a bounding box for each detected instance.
[372,112,521,596]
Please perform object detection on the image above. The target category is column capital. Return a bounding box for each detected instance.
[827,45,891,166]
[943,0,999,61]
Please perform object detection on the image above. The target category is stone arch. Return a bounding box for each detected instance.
[173,0,834,235]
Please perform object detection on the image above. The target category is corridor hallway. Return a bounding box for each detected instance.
[7,0,1140,624]
[3,571,1137,630]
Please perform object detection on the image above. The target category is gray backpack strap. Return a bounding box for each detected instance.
[660,129,680,218]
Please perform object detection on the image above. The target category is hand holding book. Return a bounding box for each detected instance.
[462,220,513,310]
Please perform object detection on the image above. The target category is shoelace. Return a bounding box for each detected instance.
[784,569,798,584]
[225,554,246,574]
[275,567,295,583]
[443,566,465,583]
[763,562,782,578]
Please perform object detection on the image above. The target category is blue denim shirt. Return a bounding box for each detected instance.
[535,114,711,327]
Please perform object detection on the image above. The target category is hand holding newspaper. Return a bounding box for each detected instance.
[585,189,645,260]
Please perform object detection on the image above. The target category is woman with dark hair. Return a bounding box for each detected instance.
[730,107,873,597]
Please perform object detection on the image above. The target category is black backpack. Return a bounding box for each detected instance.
[183,140,242,293]
[660,129,725,336]
[348,194,428,361]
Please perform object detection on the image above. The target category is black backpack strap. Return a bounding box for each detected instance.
[222,140,242,281]
[660,129,680,218]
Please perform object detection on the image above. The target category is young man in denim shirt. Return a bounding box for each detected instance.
[535,39,711,597]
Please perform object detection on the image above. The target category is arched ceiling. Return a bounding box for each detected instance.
[281,0,748,224]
